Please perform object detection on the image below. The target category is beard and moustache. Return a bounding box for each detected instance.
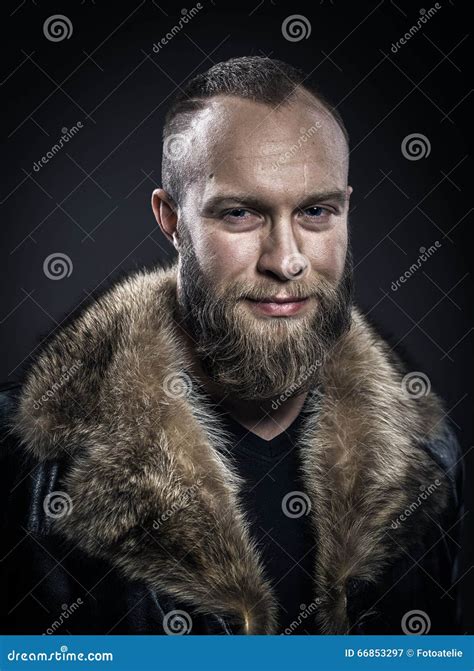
[175,226,354,402]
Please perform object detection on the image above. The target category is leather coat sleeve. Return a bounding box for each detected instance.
[349,419,466,635]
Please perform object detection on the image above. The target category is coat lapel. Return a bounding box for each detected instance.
[10,263,451,634]
[297,312,450,632]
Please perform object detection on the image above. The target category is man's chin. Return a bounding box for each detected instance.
[198,321,324,401]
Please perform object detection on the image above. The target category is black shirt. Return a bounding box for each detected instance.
[215,402,319,634]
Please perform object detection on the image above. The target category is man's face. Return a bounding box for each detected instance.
[168,92,353,400]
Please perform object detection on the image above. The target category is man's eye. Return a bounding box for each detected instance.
[222,208,259,224]
[224,208,251,219]
[303,206,328,218]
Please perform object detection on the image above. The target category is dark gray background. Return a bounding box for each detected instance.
[1,0,472,631]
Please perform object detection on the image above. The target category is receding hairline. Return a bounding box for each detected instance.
[165,84,348,147]
[161,57,350,202]
[171,91,348,202]
[188,86,345,136]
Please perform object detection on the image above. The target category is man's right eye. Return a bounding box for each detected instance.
[223,208,251,219]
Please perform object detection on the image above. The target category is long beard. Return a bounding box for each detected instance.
[176,230,354,401]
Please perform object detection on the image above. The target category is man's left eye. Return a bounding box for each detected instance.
[227,208,249,218]
[303,206,327,217]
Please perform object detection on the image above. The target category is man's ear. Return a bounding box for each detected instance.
[151,188,179,249]
[347,185,353,197]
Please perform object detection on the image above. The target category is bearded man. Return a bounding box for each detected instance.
[1,56,464,636]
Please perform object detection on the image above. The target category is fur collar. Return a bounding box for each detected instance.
[11,263,450,634]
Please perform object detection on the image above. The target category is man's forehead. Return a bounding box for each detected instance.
[184,94,348,196]
[198,157,347,208]
[191,93,344,149]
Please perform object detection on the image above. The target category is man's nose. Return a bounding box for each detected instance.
[256,222,308,281]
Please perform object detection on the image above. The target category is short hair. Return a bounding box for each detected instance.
[161,56,349,204]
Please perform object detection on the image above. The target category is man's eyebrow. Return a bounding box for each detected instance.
[202,190,348,212]
[202,194,269,211]
[296,190,348,209]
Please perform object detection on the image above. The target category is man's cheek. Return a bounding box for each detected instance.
[205,236,260,276]
[306,230,347,282]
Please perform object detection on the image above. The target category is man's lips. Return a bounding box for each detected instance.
[255,295,307,303]
[244,295,312,316]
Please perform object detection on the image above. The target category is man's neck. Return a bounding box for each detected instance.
[214,391,309,441]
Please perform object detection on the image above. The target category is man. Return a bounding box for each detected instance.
[1,56,463,635]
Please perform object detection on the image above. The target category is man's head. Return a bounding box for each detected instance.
[152,56,354,401]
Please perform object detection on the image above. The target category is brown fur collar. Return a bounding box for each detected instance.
[11,263,450,634]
